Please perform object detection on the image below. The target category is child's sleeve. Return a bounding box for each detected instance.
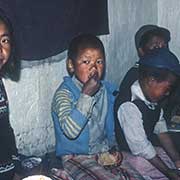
[118,102,156,159]
[52,88,94,139]
[76,93,94,118]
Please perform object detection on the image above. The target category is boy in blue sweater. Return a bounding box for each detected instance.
[51,34,143,180]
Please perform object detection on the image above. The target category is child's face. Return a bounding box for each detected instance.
[144,75,177,102]
[139,36,167,57]
[0,20,11,69]
[72,48,105,84]
[144,36,167,51]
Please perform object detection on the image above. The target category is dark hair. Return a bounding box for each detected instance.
[139,64,177,83]
[139,29,168,49]
[67,34,105,62]
[0,9,20,81]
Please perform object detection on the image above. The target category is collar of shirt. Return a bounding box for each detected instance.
[131,80,157,110]
[72,76,83,90]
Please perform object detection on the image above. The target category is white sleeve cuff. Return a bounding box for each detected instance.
[133,142,157,160]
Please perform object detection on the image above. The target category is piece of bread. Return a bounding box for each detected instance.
[98,152,117,166]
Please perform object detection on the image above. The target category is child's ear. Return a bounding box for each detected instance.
[67,59,74,75]
[138,48,145,57]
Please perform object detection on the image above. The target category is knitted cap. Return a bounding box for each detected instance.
[139,48,180,76]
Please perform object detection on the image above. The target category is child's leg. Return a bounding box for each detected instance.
[122,149,174,180]
[155,147,175,169]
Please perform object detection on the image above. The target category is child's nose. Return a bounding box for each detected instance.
[90,62,97,70]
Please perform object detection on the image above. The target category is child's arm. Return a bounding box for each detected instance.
[118,102,157,159]
[118,102,180,179]
[52,87,94,140]
[154,110,180,168]
[8,126,18,155]
[151,110,180,179]
[1,117,18,155]
[158,132,180,168]
[149,155,180,179]
[82,70,101,96]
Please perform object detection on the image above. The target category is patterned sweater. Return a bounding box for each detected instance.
[51,76,117,156]
[0,78,17,163]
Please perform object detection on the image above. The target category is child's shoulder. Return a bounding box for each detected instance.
[58,76,74,89]
[55,76,80,97]
[102,80,117,94]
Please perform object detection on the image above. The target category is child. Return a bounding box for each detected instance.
[51,34,144,180]
[0,9,20,180]
[117,48,180,180]
[114,24,170,111]
[114,24,180,152]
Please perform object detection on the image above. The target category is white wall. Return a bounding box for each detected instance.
[158,0,180,59]
[4,57,68,156]
[102,0,157,85]
[4,0,158,156]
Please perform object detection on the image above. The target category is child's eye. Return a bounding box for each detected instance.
[1,36,11,45]
[96,59,104,64]
[82,60,90,64]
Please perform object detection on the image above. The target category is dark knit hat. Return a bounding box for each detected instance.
[139,48,180,76]
[135,24,170,49]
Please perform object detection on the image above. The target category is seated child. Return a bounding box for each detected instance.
[115,24,180,152]
[0,9,20,180]
[51,34,144,180]
[114,24,170,112]
[117,48,180,180]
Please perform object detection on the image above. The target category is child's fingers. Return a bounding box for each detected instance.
[88,67,98,79]
[92,71,99,81]
[111,152,123,164]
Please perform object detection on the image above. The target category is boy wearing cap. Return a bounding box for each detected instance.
[117,48,180,180]
[114,24,180,152]
[115,24,180,152]
[114,24,170,111]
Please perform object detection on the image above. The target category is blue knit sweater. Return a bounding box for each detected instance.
[51,76,117,157]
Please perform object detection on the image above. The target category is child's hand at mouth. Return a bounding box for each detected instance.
[82,69,101,96]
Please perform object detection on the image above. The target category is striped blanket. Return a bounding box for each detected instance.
[52,154,144,180]
[51,147,175,180]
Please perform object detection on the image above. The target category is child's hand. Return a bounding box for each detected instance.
[82,70,101,96]
[109,151,123,165]
[175,160,180,169]
[109,147,123,165]
[166,169,180,180]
